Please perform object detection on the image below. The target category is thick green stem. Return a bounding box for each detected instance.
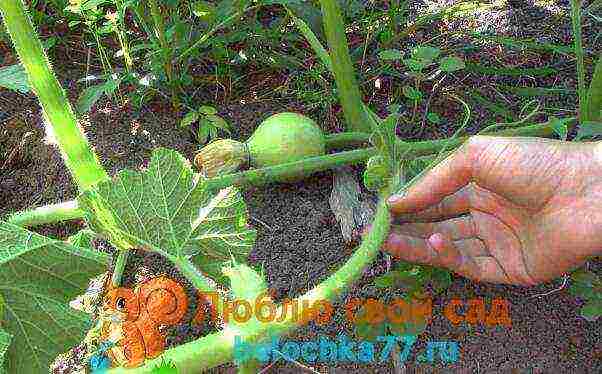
[570,0,587,121]
[7,120,569,227]
[111,250,130,287]
[325,132,371,149]
[108,191,392,373]
[0,0,109,191]
[172,257,223,319]
[7,201,84,227]
[206,148,375,190]
[287,8,332,71]
[319,0,372,132]
[173,257,219,295]
[288,9,381,127]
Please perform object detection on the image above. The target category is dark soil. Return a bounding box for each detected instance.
[1,1,601,373]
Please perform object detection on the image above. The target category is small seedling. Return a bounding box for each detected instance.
[378,45,465,123]
[180,105,231,144]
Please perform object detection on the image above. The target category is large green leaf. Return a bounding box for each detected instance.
[78,148,256,283]
[0,221,109,373]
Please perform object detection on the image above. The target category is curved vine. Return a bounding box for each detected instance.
[107,190,393,373]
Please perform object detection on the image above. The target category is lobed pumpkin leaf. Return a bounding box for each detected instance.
[77,148,256,284]
[0,221,108,373]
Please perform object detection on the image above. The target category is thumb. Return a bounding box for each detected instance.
[387,136,490,215]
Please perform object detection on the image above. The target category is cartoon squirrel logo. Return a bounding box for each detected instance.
[101,276,189,368]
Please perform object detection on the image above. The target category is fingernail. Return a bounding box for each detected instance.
[387,192,406,205]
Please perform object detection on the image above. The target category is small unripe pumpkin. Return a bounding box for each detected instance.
[247,112,326,167]
[194,112,326,179]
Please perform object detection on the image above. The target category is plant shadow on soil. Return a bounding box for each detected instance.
[1,0,601,373]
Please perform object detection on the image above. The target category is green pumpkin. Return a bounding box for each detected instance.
[247,112,326,168]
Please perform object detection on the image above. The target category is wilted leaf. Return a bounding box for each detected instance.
[0,64,29,94]
[0,221,108,373]
[378,49,403,61]
[330,167,375,242]
[78,148,256,284]
[439,56,465,72]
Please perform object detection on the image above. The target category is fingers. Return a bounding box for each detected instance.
[393,215,476,240]
[382,229,511,284]
[388,136,493,215]
[382,231,438,264]
[426,233,510,284]
[394,185,472,222]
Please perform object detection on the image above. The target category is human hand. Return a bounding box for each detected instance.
[385,136,602,285]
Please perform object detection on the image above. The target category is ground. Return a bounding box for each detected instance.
[0,0,601,373]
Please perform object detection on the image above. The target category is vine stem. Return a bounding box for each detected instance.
[7,201,84,227]
[0,0,109,191]
[111,250,129,287]
[172,257,220,295]
[7,121,570,227]
[319,0,372,132]
[108,191,392,373]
